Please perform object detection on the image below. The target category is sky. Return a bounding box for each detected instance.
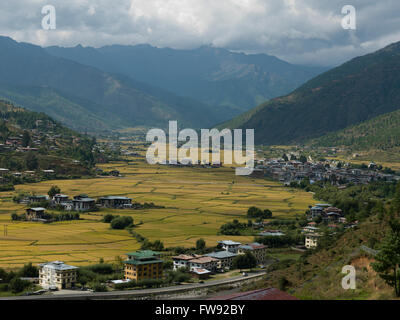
[1,0,400,66]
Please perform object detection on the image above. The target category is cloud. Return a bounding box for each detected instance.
[0,0,399,66]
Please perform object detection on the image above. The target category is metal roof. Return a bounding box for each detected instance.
[39,261,78,271]
[100,196,132,200]
[204,251,238,259]
[126,250,160,258]
[218,240,242,245]
[28,207,46,211]
[73,198,95,202]
[124,259,163,265]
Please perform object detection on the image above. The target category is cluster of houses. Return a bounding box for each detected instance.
[302,203,358,249]
[35,240,268,290]
[172,240,268,279]
[255,158,399,185]
[24,193,134,221]
[0,168,55,179]
[0,120,63,153]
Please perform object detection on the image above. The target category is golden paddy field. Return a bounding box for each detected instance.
[0,159,314,269]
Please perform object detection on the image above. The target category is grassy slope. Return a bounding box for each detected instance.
[249,215,397,300]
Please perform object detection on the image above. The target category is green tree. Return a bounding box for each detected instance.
[151,240,164,251]
[9,277,29,293]
[25,152,38,170]
[110,216,133,229]
[232,252,257,269]
[102,214,116,223]
[22,130,31,147]
[92,282,108,292]
[299,155,307,163]
[263,209,272,219]
[48,186,61,198]
[196,238,206,252]
[392,181,400,213]
[371,220,400,297]
[278,276,290,291]
[18,262,38,278]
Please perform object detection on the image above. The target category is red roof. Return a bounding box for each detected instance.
[207,288,299,300]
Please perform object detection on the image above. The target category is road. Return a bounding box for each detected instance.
[0,271,266,300]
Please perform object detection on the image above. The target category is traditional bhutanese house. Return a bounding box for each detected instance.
[323,211,342,223]
[53,194,69,204]
[0,168,9,175]
[328,224,339,229]
[124,250,163,282]
[39,261,78,290]
[302,226,320,233]
[25,207,47,221]
[6,136,22,146]
[305,233,322,249]
[204,251,238,270]
[237,243,268,264]
[338,217,347,224]
[258,230,285,237]
[99,196,132,209]
[310,206,324,219]
[188,256,218,273]
[29,195,48,203]
[324,206,343,215]
[172,254,202,271]
[218,240,242,253]
[72,195,96,211]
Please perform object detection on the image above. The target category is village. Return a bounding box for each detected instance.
[253,156,399,185]
[253,157,399,185]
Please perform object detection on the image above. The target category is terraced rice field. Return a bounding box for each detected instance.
[0,158,314,269]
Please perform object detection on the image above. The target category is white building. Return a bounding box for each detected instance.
[172,254,202,271]
[218,240,241,253]
[39,261,78,290]
[305,234,322,249]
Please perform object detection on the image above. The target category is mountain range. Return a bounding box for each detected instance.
[0,37,238,132]
[45,44,324,111]
[0,36,324,133]
[2,35,400,152]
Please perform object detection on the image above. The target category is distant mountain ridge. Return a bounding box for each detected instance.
[0,36,238,132]
[45,44,325,111]
[222,40,400,145]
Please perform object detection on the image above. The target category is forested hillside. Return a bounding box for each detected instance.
[223,41,400,145]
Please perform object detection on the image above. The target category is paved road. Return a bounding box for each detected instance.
[0,272,266,300]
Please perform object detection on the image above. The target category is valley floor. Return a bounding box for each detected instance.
[0,158,314,269]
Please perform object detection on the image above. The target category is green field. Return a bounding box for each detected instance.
[0,158,314,269]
